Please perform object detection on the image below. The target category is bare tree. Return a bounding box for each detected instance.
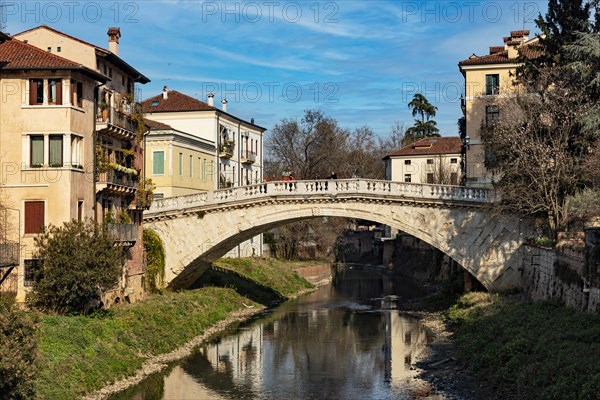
[483,66,595,236]
[420,155,459,185]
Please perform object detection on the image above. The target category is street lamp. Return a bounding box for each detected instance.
[462,136,470,186]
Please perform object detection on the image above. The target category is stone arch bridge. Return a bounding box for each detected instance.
[144,179,530,292]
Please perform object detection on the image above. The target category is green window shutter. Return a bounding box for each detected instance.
[30,136,44,166]
[153,151,164,175]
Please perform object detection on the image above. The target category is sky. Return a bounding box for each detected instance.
[2,0,548,139]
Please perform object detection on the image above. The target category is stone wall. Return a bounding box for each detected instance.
[521,245,600,313]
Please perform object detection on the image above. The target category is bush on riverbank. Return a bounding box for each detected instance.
[447,292,600,400]
[35,287,258,400]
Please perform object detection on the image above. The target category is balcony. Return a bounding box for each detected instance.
[241,152,257,164]
[107,223,137,243]
[97,105,139,140]
[97,168,138,195]
[219,141,235,159]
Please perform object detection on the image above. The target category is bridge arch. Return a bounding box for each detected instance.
[144,180,530,291]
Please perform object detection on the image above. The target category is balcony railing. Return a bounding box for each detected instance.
[241,152,257,164]
[98,106,138,134]
[98,168,138,189]
[219,143,234,159]
[107,223,137,242]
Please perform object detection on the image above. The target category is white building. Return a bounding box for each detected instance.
[383,137,462,185]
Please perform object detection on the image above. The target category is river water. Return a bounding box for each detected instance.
[111,267,435,400]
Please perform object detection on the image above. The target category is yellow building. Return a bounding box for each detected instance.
[144,118,216,198]
[458,30,541,187]
[0,32,108,300]
[10,25,151,303]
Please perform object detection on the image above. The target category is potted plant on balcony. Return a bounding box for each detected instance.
[99,98,109,122]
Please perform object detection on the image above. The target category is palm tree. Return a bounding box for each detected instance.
[404,94,440,145]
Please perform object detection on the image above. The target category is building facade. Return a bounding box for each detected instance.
[8,25,150,303]
[142,89,266,258]
[0,32,108,301]
[458,30,541,187]
[383,137,462,185]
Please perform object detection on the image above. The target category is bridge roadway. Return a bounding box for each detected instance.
[144,179,529,291]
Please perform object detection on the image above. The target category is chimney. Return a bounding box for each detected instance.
[107,27,121,56]
[251,118,255,124]
[207,93,214,107]
[221,98,227,112]
[162,86,168,99]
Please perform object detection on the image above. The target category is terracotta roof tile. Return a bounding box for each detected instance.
[385,137,462,158]
[144,118,173,130]
[142,91,217,113]
[510,30,530,38]
[459,42,542,66]
[1,37,85,69]
[489,46,505,54]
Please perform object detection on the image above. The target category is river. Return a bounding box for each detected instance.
[110,267,439,400]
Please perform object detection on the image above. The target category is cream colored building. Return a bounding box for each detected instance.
[142,89,266,258]
[0,32,108,301]
[458,30,541,187]
[383,137,462,185]
[11,25,151,303]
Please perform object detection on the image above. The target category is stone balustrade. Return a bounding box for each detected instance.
[147,179,493,215]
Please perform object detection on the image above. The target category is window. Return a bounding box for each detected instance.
[404,160,411,165]
[109,68,113,78]
[189,155,193,177]
[29,79,43,105]
[71,136,83,167]
[485,74,500,95]
[47,46,51,52]
[151,100,160,107]
[71,80,83,107]
[450,158,458,164]
[450,172,459,185]
[404,174,411,183]
[77,200,84,221]
[24,201,44,234]
[426,159,434,164]
[57,46,61,52]
[48,79,62,105]
[152,151,165,175]
[30,135,44,167]
[49,135,63,166]
[426,173,434,184]
[178,153,183,176]
[486,105,500,127]
[23,259,40,287]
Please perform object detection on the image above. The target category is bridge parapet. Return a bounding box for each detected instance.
[148,179,493,215]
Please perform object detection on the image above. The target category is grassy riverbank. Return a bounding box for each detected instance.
[447,292,600,400]
[34,258,313,400]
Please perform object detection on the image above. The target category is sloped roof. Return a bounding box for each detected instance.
[144,118,174,130]
[384,137,462,159]
[0,36,106,81]
[13,25,149,83]
[458,44,543,66]
[142,90,217,113]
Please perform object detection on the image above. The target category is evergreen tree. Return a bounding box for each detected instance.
[404,93,440,145]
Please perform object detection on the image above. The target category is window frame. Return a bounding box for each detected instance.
[29,79,44,105]
[48,79,62,105]
[23,259,40,287]
[485,74,500,95]
[24,201,45,235]
[404,174,411,183]
[486,105,500,128]
[30,135,44,167]
[152,150,165,176]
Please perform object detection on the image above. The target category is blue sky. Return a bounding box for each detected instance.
[3,0,548,139]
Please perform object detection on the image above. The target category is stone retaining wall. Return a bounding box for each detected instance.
[521,245,600,312]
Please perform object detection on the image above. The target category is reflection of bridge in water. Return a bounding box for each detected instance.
[144,179,531,291]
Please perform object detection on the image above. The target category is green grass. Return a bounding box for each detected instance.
[35,287,257,400]
[447,292,600,400]
[213,258,315,298]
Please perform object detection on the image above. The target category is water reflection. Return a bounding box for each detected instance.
[113,268,432,400]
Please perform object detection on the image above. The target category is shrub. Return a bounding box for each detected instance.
[28,219,123,314]
[143,229,165,292]
[0,295,38,399]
